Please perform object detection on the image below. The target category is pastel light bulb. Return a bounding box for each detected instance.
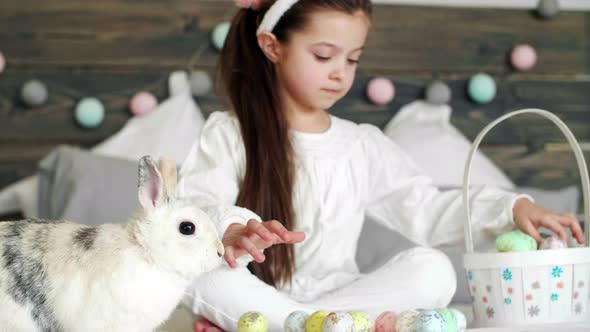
[511,44,537,71]
[21,79,49,107]
[467,73,496,104]
[75,97,105,129]
[129,91,158,116]
[212,22,230,51]
[367,77,395,105]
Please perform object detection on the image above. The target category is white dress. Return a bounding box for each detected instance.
[177,111,525,331]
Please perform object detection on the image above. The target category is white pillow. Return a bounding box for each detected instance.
[383,100,515,189]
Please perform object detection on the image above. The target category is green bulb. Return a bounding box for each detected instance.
[468,73,496,104]
[212,22,230,51]
[75,97,105,129]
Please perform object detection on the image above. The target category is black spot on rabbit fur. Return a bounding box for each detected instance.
[2,220,63,331]
[73,227,98,250]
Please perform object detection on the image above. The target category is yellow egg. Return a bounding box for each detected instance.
[238,311,268,332]
[306,310,330,332]
[349,311,372,332]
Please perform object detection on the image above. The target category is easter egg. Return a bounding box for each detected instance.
[75,97,105,129]
[238,311,268,332]
[284,311,309,332]
[496,230,537,252]
[306,310,330,332]
[323,312,355,332]
[395,310,419,332]
[374,311,397,332]
[21,79,48,107]
[414,310,445,332]
[212,22,230,51]
[349,311,372,332]
[449,308,467,332]
[425,80,451,105]
[540,235,567,250]
[435,308,457,332]
[367,77,395,105]
[511,44,537,71]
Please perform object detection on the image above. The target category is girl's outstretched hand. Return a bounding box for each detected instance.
[221,219,306,268]
[513,197,585,245]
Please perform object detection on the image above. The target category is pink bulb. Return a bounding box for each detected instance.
[129,91,158,116]
[367,77,395,105]
[374,311,397,332]
[0,51,5,73]
[511,44,537,71]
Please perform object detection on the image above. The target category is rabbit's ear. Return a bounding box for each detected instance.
[158,156,177,198]
[138,156,167,210]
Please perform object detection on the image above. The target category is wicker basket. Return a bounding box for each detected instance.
[462,109,590,328]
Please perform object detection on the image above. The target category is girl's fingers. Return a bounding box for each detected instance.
[224,246,237,268]
[559,214,585,244]
[247,219,274,242]
[265,220,292,242]
[522,221,543,244]
[287,231,306,243]
[238,236,266,263]
[539,216,567,242]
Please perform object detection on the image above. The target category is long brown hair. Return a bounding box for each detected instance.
[219,0,372,287]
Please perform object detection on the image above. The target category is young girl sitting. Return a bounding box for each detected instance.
[177,0,585,331]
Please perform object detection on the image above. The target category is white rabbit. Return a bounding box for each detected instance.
[0,156,224,332]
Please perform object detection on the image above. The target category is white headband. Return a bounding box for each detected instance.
[256,0,300,35]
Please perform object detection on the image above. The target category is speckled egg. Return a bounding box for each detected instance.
[395,310,419,332]
[284,311,309,332]
[237,311,268,332]
[449,308,466,331]
[496,230,537,252]
[348,311,372,332]
[414,310,445,332]
[322,312,355,332]
[306,310,331,332]
[540,235,567,250]
[435,308,457,332]
[374,311,397,332]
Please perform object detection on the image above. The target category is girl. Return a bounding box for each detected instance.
[177,0,585,331]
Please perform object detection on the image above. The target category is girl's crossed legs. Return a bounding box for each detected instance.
[184,247,456,332]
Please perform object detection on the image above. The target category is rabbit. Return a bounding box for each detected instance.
[0,155,225,332]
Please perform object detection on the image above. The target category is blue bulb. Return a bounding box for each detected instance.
[75,97,105,129]
[467,73,496,104]
[212,22,230,51]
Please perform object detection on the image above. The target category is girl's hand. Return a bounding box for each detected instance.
[513,197,585,245]
[221,219,306,268]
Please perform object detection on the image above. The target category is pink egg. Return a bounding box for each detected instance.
[0,51,5,73]
[511,44,537,71]
[374,311,397,332]
[367,77,395,105]
[540,235,567,250]
[129,91,158,116]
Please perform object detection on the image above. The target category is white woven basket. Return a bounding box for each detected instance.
[462,109,590,328]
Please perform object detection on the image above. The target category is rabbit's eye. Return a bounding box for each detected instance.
[179,221,196,235]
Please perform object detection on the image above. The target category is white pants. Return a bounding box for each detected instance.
[183,247,456,332]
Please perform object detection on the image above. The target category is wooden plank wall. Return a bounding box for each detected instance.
[0,1,589,218]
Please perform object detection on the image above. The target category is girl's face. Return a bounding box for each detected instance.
[276,9,370,114]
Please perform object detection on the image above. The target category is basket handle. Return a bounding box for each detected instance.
[463,109,590,253]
